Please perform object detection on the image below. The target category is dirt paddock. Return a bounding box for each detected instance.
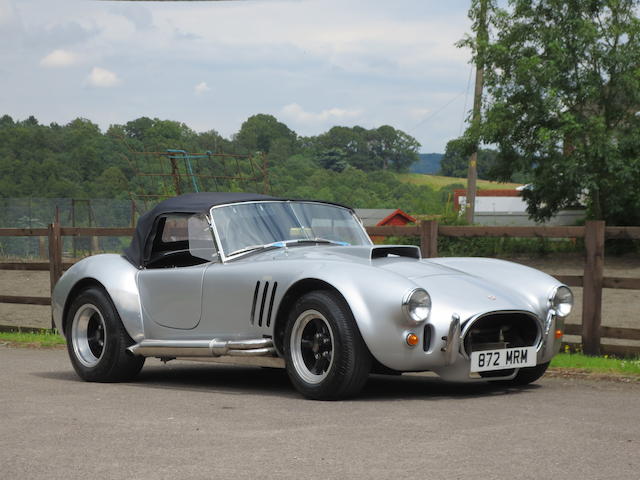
[1,254,639,346]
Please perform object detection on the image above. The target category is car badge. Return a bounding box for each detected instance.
[488,295,497,301]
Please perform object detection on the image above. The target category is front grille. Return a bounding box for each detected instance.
[462,311,540,357]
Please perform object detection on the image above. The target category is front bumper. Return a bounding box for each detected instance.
[371,309,562,382]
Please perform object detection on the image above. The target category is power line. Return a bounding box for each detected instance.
[408,90,467,133]
[459,64,474,136]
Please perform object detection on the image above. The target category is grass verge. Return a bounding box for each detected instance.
[0,331,65,348]
[550,353,640,377]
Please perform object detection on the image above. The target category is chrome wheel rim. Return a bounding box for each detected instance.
[71,304,106,368]
[290,309,334,384]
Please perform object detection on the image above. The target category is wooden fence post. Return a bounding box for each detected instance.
[38,236,47,259]
[582,220,605,355]
[420,220,439,258]
[48,219,62,330]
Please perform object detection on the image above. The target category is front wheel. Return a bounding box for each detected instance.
[284,290,371,400]
[66,287,145,382]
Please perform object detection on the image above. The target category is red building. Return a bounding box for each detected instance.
[354,208,417,242]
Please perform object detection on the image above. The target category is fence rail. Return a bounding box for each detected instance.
[1,220,639,356]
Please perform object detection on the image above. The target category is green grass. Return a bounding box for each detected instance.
[550,353,640,376]
[0,330,66,347]
[396,173,523,191]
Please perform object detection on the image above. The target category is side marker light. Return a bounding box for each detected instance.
[406,333,419,347]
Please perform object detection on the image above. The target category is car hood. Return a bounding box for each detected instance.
[257,244,546,318]
[269,244,464,278]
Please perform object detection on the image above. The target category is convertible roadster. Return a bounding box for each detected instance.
[52,192,573,399]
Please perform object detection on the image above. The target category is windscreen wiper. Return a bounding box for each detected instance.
[283,238,350,246]
[227,242,285,257]
[227,238,349,258]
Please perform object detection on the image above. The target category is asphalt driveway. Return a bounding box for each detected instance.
[1,346,638,479]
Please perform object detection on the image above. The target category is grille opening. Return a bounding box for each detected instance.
[423,324,433,352]
[463,312,539,357]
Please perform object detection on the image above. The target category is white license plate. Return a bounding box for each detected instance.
[470,346,537,373]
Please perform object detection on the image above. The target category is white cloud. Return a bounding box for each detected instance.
[87,67,120,87]
[408,107,431,119]
[40,49,76,68]
[194,81,209,95]
[282,103,362,124]
[1,0,475,151]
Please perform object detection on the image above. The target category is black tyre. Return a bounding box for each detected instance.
[66,287,145,382]
[284,290,371,400]
[494,362,550,387]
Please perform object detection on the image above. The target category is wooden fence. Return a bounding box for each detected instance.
[1,220,639,356]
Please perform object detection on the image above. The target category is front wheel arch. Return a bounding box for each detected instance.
[273,279,359,356]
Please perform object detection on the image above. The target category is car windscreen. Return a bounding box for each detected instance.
[211,201,371,257]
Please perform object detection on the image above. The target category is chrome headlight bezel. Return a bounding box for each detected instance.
[402,288,432,324]
[549,285,573,318]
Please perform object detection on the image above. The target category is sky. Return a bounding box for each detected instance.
[0,0,477,153]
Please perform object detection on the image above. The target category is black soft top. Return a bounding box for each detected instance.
[124,192,280,267]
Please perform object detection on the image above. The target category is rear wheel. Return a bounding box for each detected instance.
[284,290,371,400]
[66,287,144,382]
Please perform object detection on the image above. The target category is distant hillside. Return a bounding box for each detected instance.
[397,173,523,191]
[410,153,443,174]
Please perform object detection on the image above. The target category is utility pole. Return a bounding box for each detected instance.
[465,0,488,224]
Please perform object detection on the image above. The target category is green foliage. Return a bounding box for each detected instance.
[439,137,500,179]
[308,125,420,172]
[0,113,433,216]
[438,236,580,257]
[269,155,443,212]
[465,0,640,225]
[235,114,297,157]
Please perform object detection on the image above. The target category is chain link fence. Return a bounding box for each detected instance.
[0,198,146,259]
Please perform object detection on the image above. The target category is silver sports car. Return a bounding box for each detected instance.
[52,192,573,399]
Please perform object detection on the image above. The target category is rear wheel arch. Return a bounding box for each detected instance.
[273,279,358,355]
[65,285,145,382]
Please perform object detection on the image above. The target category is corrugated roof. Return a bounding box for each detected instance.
[354,209,398,226]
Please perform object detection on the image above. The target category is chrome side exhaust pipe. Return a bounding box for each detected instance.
[128,338,276,358]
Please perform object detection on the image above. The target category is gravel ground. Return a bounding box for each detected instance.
[1,346,639,480]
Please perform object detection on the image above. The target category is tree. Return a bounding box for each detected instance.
[234,114,297,155]
[369,125,421,172]
[468,0,640,224]
[439,137,499,179]
[316,147,348,172]
[311,125,420,172]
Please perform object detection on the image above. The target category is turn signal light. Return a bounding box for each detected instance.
[555,329,563,339]
[406,333,419,346]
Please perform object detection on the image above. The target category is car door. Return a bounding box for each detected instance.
[138,265,206,330]
[137,213,217,330]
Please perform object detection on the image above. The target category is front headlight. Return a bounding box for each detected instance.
[402,288,431,324]
[550,286,573,317]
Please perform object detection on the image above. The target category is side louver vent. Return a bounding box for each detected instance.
[251,281,278,327]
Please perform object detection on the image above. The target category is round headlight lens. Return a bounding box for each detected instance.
[403,289,432,323]
[551,286,573,317]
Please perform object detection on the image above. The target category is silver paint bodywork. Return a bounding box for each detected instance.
[53,241,568,382]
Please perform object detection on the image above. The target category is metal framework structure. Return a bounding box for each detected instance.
[121,148,270,217]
